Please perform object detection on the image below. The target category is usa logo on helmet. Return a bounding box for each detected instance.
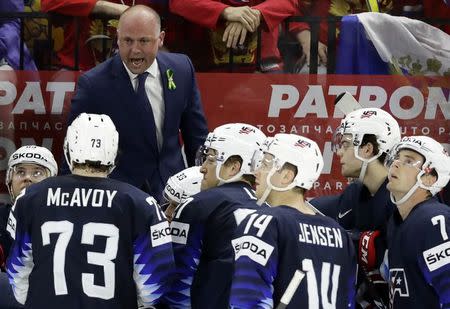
[360,110,377,118]
[239,126,255,134]
[295,139,311,148]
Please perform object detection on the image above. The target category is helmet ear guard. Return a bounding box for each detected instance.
[64,113,119,173]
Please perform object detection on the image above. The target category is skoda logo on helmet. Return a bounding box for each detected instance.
[12,152,49,162]
[165,184,188,202]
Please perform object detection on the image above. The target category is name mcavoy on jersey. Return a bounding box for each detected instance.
[46,187,117,207]
[298,223,343,248]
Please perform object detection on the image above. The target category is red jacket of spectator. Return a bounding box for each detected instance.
[169,0,299,72]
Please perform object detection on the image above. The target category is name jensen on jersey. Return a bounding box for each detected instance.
[46,188,117,208]
[298,223,343,248]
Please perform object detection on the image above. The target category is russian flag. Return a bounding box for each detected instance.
[336,12,450,76]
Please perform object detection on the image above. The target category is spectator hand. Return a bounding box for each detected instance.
[221,7,261,32]
[223,22,248,48]
[91,1,129,17]
[296,30,327,66]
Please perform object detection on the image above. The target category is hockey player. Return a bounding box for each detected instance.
[311,107,401,307]
[0,145,57,309]
[165,123,266,309]
[384,136,450,308]
[313,107,401,229]
[6,113,174,308]
[1,145,58,269]
[230,133,356,308]
[5,145,58,204]
[161,166,202,222]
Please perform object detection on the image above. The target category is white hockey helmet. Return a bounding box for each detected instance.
[266,134,324,190]
[333,107,401,181]
[6,145,58,197]
[385,136,450,204]
[254,134,324,204]
[64,113,118,173]
[334,107,401,155]
[163,166,202,205]
[196,123,266,183]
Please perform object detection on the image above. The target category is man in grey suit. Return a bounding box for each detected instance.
[65,5,208,201]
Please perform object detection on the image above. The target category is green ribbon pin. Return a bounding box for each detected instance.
[166,69,176,90]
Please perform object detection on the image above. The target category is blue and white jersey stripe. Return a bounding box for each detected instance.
[134,229,174,307]
[6,232,34,305]
[230,256,275,309]
[164,225,203,308]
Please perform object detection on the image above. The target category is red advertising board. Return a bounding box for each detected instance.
[0,71,449,202]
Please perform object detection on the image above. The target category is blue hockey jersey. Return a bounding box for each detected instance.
[230,206,357,309]
[0,203,13,264]
[387,199,450,308]
[311,180,393,307]
[165,181,262,309]
[311,179,395,232]
[6,174,175,308]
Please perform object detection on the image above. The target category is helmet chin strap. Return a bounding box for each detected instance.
[257,187,271,206]
[358,161,369,183]
[391,170,431,205]
[390,182,420,205]
[7,182,15,202]
[355,146,382,182]
[215,161,243,186]
[64,148,75,173]
[256,167,296,206]
[107,165,116,175]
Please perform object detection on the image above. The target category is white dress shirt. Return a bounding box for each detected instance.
[123,60,165,151]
